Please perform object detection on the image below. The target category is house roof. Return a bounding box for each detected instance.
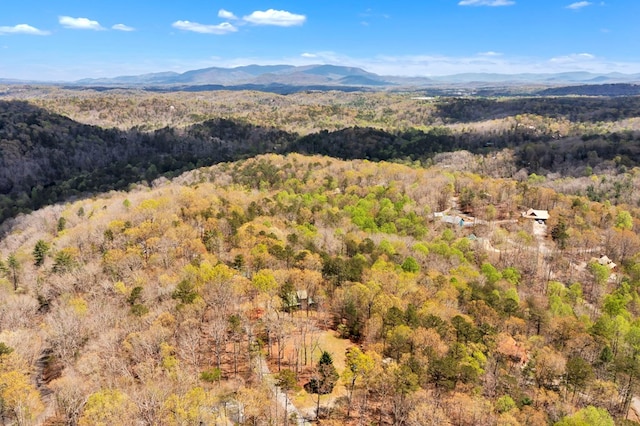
[598,255,612,264]
[596,255,617,270]
[523,209,549,220]
[442,214,464,225]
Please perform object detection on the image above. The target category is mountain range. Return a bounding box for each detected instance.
[1,64,639,89]
[73,64,393,87]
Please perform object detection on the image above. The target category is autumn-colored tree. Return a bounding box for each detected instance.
[163,387,218,426]
[533,346,566,390]
[343,347,375,419]
[0,350,44,426]
[236,384,273,424]
[78,389,138,426]
[554,405,614,426]
[49,373,92,426]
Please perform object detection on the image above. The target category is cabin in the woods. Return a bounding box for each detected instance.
[282,289,315,312]
[296,290,314,311]
[435,212,476,227]
[593,255,617,271]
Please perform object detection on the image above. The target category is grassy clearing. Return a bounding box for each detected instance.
[289,329,353,413]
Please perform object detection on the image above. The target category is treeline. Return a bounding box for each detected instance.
[537,84,640,97]
[433,96,640,123]
[518,132,640,174]
[287,126,640,177]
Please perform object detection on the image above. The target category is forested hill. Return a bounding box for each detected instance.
[2,97,640,225]
[431,96,640,123]
[537,84,640,97]
[1,153,640,424]
[0,101,296,223]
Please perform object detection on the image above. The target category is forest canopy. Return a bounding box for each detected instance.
[0,152,639,424]
[1,88,640,424]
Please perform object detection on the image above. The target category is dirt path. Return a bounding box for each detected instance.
[628,397,640,422]
[35,348,57,425]
[255,355,311,425]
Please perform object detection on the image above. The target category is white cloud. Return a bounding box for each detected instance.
[172,9,305,37]
[59,16,104,30]
[172,20,237,35]
[478,51,502,57]
[243,9,306,27]
[458,0,515,6]
[218,9,238,20]
[0,24,50,35]
[550,53,595,63]
[301,53,317,58]
[566,1,592,9]
[359,9,391,20]
[112,24,135,32]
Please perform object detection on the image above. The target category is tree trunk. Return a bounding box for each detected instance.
[346,378,356,419]
[233,340,238,376]
[284,395,288,426]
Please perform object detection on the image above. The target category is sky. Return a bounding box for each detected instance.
[0,0,639,81]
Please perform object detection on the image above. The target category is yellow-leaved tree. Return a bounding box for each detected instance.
[0,347,44,426]
[163,386,218,425]
[78,389,138,426]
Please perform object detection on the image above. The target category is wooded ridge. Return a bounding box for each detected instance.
[1,94,640,226]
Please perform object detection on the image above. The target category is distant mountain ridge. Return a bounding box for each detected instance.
[3,64,640,90]
[68,65,640,88]
[74,64,393,87]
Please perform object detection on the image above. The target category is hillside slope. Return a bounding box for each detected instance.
[0,154,640,424]
[0,101,296,223]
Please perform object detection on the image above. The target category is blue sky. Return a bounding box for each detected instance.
[0,0,638,80]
